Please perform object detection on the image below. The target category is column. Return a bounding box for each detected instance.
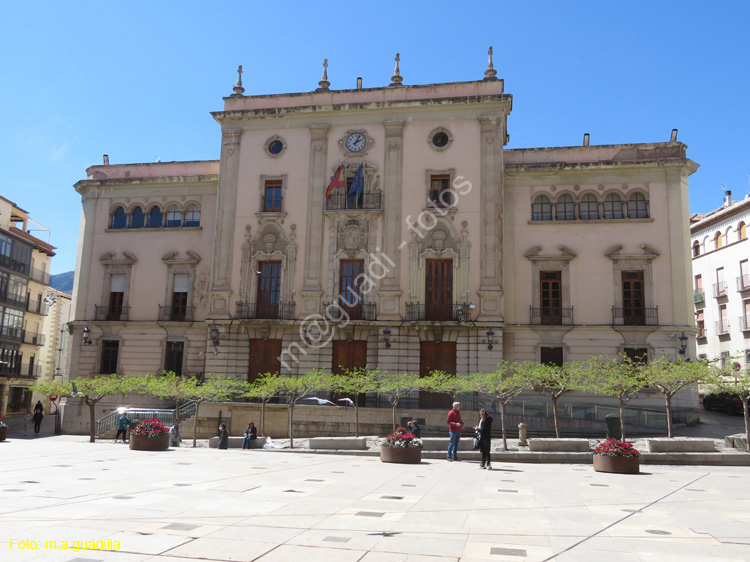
[0,382,8,417]
[209,129,242,317]
[377,121,405,320]
[71,189,98,321]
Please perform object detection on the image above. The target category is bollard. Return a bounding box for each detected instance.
[518,422,528,446]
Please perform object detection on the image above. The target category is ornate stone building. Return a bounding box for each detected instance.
[65,55,698,430]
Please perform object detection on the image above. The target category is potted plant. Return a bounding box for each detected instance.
[592,438,641,474]
[129,418,170,451]
[380,426,422,464]
[0,417,7,441]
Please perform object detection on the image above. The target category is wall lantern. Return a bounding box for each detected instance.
[486,327,495,350]
[210,324,220,347]
[383,327,392,348]
[82,326,93,346]
[678,332,688,356]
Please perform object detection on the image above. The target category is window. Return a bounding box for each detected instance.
[532,195,552,221]
[579,194,599,220]
[164,341,184,375]
[692,241,701,257]
[623,348,648,364]
[621,271,645,325]
[539,271,562,325]
[184,204,201,227]
[110,207,126,229]
[107,274,125,321]
[256,261,281,319]
[429,174,453,208]
[425,259,453,321]
[742,300,750,331]
[129,206,145,228]
[146,206,163,228]
[627,193,649,218]
[100,340,119,374]
[171,274,189,321]
[165,205,182,228]
[739,222,747,241]
[603,193,623,219]
[718,304,729,334]
[540,346,563,367]
[696,310,705,338]
[556,194,575,220]
[714,231,723,250]
[263,180,283,212]
[715,267,727,297]
[339,260,364,319]
[720,350,730,368]
[740,260,750,291]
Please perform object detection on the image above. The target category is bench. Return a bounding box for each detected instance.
[309,437,368,450]
[528,438,590,452]
[208,436,267,449]
[646,438,715,453]
[420,437,476,452]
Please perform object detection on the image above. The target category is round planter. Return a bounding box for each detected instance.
[593,454,640,474]
[129,434,169,451]
[380,446,422,464]
[0,427,7,441]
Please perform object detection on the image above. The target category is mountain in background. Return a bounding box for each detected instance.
[50,271,75,293]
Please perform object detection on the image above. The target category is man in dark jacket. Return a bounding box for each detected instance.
[446,402,463,461]
[32,409,44,434]
[474,408,493,469]
[218,423,229,449]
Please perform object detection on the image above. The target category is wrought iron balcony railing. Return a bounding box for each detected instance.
[261,194,283,213]
[529,307,574,325]
[22,331,45,346]
[19,363,42,378]
[95,305,130,321]
[740,316,750,331]
[30,268,50,285]
[0,324,23,341]
[26,300,49,316]
[716,319,730,335]
[0,290,26,310]
[158,305,195,322]
[713,281,728,298]
[325,192,382,211]
[738,275,750,292]
[236,301,296,320]
[322,301,376,321]
[406,302,471,323]
[611,307,659,326]
[693,289,705,303]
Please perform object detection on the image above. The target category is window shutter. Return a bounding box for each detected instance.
[110,274,125,292]
[173,274,189,293]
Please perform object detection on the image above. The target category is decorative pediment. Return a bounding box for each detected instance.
[100,251,136,265]
[606,244,660,260]
[162,251,201,265]
[524,245,577,261]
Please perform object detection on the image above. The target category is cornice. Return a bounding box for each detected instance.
[505,159,699,175]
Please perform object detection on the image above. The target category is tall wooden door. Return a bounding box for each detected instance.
[248,339,282,383]
[621,271,645,325]
[540,271,562,324]
[419,341,457,409]
[425,259,453,321]
[332,340,368,406]
[339,260,364,319]
[256,261,281,319]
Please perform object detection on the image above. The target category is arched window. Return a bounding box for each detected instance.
[184,204,201,227]
[165,205,182,228]
[692,241,701,257]
[556,194,575,220]
[579,194,599,220]
[532,195,552,221]
[627,193,649,218]
[147,206,163,228]
[110,207,126,229]
[129,206,144,228]
[603,193,623,219]
[739,222,747,241]
[715,231,723,250]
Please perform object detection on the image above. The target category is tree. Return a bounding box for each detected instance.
[644,357,714,438]
[140,371,193,422]
[187,374,244,447]
[330,366,379,437]
[376,372,423,432]
[276,370,333,448]
[469,363,529,450]
[33,375,141,443]
[243,373,282,437]
[422,370,472,403]
[524,360,584,439]
[706,369,750,452]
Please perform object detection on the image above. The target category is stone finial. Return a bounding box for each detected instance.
[483,46,498,81]
[233,65,245,95]
[390,53,404,86]
[318,59,330,91]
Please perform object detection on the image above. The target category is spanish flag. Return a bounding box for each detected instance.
[325,164,346,199]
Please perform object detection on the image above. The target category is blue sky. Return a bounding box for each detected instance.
[2,1,748,274]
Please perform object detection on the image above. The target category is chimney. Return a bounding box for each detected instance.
[670,129,678,142]
[583,133,590,146]
[356,77,363,90]
[103,154,109,165]
[724,189,732,207]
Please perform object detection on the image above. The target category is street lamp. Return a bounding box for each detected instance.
[382,327,392,348]
[486,327,495,350]
[81,326,92,345]
[209,324,220,347]
[678,332,688,356]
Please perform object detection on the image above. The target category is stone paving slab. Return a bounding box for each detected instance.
[1,435,749,562]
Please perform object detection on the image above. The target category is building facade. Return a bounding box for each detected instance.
[65,61,698,431]
[691,190,750,367]
[0,197,55,416]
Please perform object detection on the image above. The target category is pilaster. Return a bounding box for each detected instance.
[71,193,98,321]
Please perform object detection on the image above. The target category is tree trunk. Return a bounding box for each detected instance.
[619,398,626,442]
[175,398,181,423]
[743,397,750,453]
[500,400,508,451]
[88,399,96,443]
[665,393,674,438]
[192,401,201,447]
[288,402,295,449]
[551,395,560,439]
[354,401,360,438]
[260,400,266,437]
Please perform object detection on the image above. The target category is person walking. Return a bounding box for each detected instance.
[23,411,32,435]
[169,420,182,447]
[218,423,229,449]
[32,409,44,435]
[34,401,44,414]
[446,402,463,461]
[242,422,257,449]
[115,412,131,443]
[474,408,493,470]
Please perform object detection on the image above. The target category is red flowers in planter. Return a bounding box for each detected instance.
[130,418,169,438]
[382,426,423,449]
[593,438,640,458]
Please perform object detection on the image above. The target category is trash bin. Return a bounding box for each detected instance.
[605,414,621,440]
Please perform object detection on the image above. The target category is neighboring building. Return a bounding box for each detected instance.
[33,287,72,412]
[0,197,55,416]
[690,190,750,367]
[65,57,698,432]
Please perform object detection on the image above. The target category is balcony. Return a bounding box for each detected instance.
[95,305,130,321]
[406,303,471,323]
[697,325,707,339]
[0,290,26,310]
[158,305,195,322]
[30,267,50,285]
[322,301,376,321]
[713,281,728,298]
[611,307,659,326]
[738,275,750,292]
[26,300,49,316]
[0,254,29,275]
[22,331,45,346]
[0,324,23,342]
[19,363,42,378]
[325,192,382,211]
[236,301,296,320]
[740,316,750,332]
[529,307,574,325]
[693,289,705,304]
[716,319,730,335]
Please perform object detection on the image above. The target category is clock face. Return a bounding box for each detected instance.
[346,133,366,152]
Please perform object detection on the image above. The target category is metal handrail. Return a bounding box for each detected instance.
[95,401,197,437]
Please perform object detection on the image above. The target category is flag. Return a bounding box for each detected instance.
[348,163,364,198]
[325,164,346,199]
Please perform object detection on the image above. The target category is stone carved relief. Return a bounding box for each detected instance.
[325,216,375,301]
[338,220,367,257]
[239,222,297,304]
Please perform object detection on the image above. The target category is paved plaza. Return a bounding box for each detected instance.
[1,434,749,562]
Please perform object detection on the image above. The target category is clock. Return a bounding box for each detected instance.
[346,133,366,152]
